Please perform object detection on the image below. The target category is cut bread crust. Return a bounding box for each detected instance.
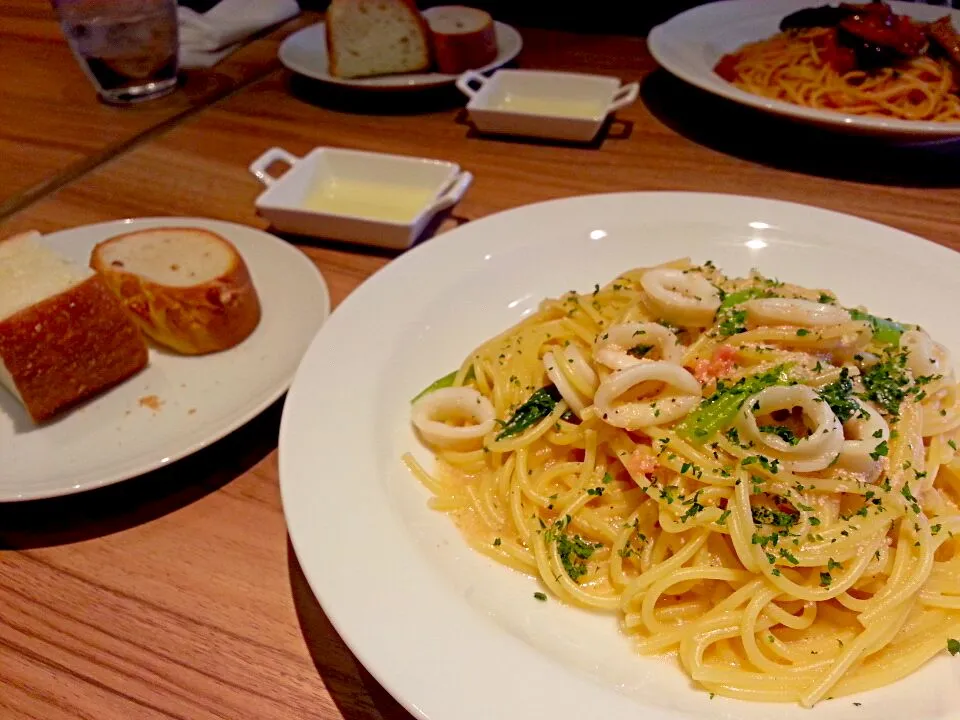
[0,273,149,423]
[91,228,262,356]
[326,0,431,78]
[426,6,498,74]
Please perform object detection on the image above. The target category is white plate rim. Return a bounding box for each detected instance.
[648,0,960,138]
[278,20,523,90]
[1,217,329,502]
[279,191,960,720]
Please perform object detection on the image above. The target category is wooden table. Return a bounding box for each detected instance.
[1,18,960,720]
[0,0,312,215]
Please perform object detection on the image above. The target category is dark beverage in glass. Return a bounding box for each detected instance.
[54,0,180,105]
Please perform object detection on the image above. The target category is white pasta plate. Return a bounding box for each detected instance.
[280,193,960,720]
[648,0,960,138]
[0,218,329,502]
[278,18,523,91]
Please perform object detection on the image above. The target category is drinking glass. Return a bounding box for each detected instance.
[52,0,180,105]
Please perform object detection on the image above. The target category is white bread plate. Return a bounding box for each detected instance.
[249,146,473,250]
[0,218,328,501]
[277,15,522,90]
[457,69,639,143]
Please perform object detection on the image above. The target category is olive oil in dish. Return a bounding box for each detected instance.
[302,179,435,223]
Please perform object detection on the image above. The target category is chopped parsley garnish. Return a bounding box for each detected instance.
[493,537,502,546]
[796,328,811,337]
[586,487,605,497]
[779,548,800,564]
[717,509,732,526]
[827,558,843,571]
[869,440,888,461]
[680,491,705,523]
[948,639,960,656]
[949,440,958,452]
[496,386,562,440]
[712,286,778,338]
[627,344,654,359]
[752,505,798,528]
[717,309,748,337]
[820,572,833,586]
[602,472,614,484]
[818,368,861,423]
[759,425,800,445]
[743,455,780,475]
[901,484,921,514]
[860,350,912,417]
[533,592,547,601]
[544,517,599,583]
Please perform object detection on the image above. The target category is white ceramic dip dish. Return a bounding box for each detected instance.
[249,147,473,250]
[456,69,639,143]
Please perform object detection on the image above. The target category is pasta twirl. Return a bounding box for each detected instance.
[406,258,960,706]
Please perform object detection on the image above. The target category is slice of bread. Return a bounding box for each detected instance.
[326,0,431,78]
[90,228,261,356]
[0,231,149,423]
[424,6,498,74]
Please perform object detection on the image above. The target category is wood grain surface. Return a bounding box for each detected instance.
[0,0,313,214]
[1,16,959,720]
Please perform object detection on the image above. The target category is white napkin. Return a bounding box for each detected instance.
[178,0,300,68]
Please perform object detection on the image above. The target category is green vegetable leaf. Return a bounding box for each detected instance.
[411,370,457,403]
[713,287,775,338]
[676,364,793,443]
[411,366,476,403]
[849,309,909,345]
[948,639,960,656]
[496,386,561,440]
[718,287,774,311]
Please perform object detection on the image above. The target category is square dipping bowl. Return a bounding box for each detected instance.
[249,147,472,250]
[456,69,639,143]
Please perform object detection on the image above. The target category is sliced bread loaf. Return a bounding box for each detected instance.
[424,6,498,74]
[326,0,431,78]
[0,231,149,423]
[91,227,261,356]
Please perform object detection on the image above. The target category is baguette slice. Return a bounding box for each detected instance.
[425,6,498,74]
[0,231,149,423]
[91,228,261,356]
[326,0,431,78]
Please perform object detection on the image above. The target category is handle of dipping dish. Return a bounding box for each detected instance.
[249,147,301,186]
[427,171,473,215]
[608,82,639,112]
[455,70,488,99]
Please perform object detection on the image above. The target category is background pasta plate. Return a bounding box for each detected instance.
[648,0,960,138]
[280,193,960,720]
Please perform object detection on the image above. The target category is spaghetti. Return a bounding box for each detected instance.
[714,3,960,123]
[405,258,960,706]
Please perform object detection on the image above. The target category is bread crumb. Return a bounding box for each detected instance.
[139,395,163,411]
